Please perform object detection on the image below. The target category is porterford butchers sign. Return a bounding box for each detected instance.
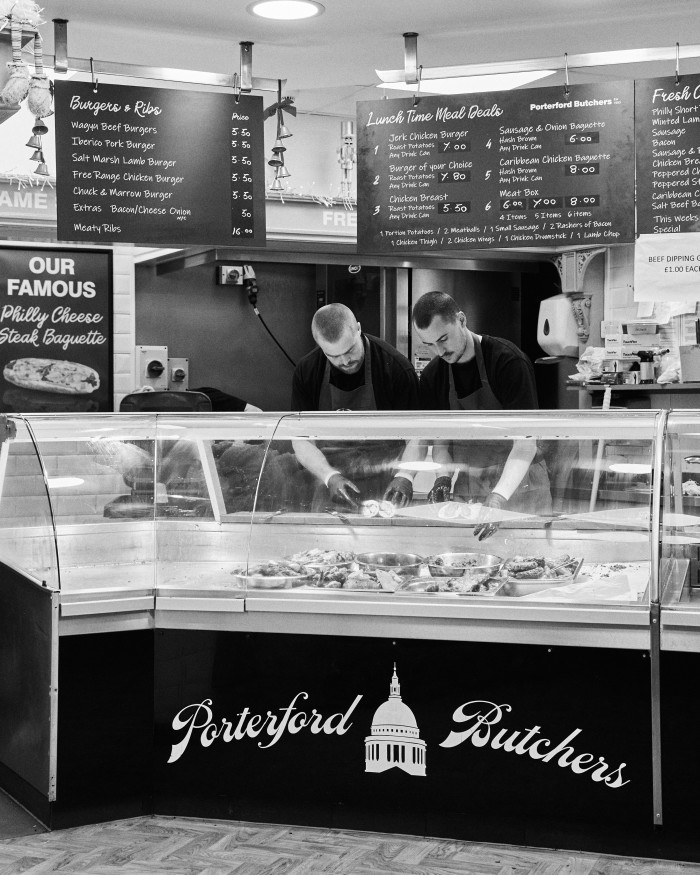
[0,248,112,412]
[154,632,651,844]
[167,665,630,790]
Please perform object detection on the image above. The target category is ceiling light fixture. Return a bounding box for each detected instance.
[247,0,325,20]
[378,70,555,96]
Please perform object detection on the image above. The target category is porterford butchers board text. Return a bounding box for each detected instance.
[357,81,635,253]
[55,81,265,247]
[635,73,700,235]
[0,248,112,412]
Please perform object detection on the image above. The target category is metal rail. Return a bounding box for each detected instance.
[377,44,700,83]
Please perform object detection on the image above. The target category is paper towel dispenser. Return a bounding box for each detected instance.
[537,294,579,358]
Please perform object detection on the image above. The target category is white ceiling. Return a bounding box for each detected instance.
[39,0,700,116]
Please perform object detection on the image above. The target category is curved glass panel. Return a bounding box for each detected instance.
[244,410,658,606]
[154,413,280,593]
[0,416,58,588]
[24,413,158,597]
[662,412,700,612]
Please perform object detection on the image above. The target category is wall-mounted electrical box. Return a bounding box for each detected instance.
[168,357,189,391]
[135,345,168,390]
[218,266,244,285]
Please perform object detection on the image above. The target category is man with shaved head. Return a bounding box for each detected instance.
[291,303,419,509]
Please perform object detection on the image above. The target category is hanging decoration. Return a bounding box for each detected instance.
[27,31,52,118]
[1,0,44,106]
[337,120,356,203]
[264,78,295,191]
[1,1,51,177]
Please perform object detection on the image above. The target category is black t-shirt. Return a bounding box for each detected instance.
[193,387,247,412]
[291,333,419,411]
[418,335,538,410]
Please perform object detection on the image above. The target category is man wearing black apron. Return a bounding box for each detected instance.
[291,304,419,510]
[412,291,552,539]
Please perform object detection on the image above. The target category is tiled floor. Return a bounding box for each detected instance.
[1,816,700,874]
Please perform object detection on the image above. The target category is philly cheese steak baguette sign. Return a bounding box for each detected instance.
[55,81,265,247]
[0,248,112,413]
[357,82,635,252]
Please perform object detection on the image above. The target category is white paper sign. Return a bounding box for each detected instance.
[634,233,700,301]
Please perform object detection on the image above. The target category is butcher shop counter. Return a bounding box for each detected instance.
[1,408,699,862]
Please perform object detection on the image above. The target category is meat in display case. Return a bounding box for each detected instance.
[0,409,674,637]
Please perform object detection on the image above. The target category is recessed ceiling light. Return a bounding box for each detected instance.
[247,0,325,20]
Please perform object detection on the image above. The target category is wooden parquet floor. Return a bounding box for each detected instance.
[1,817,700,875]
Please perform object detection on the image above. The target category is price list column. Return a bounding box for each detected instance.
[357,82,635,253]
[228,97,266,246]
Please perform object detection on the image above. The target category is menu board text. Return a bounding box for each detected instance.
[357,82,635,252]
[55,81,266,247]
[635,74,700,235]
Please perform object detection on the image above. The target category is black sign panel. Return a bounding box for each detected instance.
[357,82,635,252]
[55,81,265,247]
[154,631,651,853]
[635,74,700,235]
[0,247,112,412]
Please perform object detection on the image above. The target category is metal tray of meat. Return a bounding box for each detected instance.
[231,573,313,589]
[427,552,502,577]
[502,557,584,594]
[398,575,503,596]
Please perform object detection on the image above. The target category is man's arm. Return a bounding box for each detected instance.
[291,438,360,508]
[291,438,337,485]
[492,438,538,500]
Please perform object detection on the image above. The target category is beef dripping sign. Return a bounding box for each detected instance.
[54,80,265,247]
[357,81,635,253]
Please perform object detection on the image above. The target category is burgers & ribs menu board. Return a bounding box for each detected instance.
[55,81,265,247]
[635,73,700,235]
[357,82,635,253]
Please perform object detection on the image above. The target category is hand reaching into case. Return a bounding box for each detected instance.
[473,491,508,541]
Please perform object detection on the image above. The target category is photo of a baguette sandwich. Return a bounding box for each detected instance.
[3,358,100,395]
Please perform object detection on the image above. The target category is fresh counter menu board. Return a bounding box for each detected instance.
[55,81,265,247]
[357,82,635,253]
[0,248,112,413]
[635,74,700,235]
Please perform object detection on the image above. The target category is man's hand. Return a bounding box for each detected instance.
[473,491,508,541]
[327,473,361,509]
[428,475,452,503]
[383,476,413,508]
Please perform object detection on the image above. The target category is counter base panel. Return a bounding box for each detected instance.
[153,630,656,859]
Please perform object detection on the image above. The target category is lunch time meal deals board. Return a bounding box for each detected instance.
[55,81,266,247]
[357,81,635,253]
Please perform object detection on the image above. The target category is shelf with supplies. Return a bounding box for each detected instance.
[571,382,700,392]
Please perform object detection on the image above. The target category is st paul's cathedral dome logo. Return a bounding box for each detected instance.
[364,665,426,777]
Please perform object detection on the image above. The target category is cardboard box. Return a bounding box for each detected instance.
[680,345,700,382]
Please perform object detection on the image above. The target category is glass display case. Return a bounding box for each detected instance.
[660,411,700,650]
[0,409,675,643]
[3,407,698,845]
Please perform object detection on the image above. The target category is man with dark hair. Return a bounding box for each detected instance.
[412,291,551,539]
[291,303,419,509]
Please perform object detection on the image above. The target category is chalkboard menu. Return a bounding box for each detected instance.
[357,82,635,253]
[55,81,265,247]
[635,74,700,235]
[0,247,112,413]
